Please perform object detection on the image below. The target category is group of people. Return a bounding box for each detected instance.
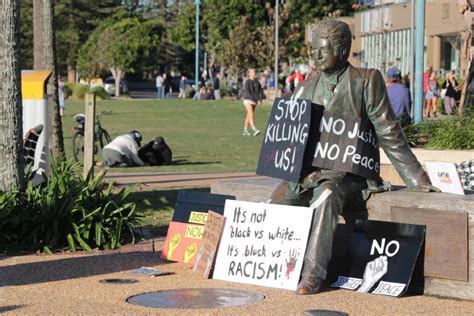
[155,73,173,99]
[192,72,221,100]
[423,68,462,118]
[157,70,225,101]
[101,130,172,168]
[384,67,462,125]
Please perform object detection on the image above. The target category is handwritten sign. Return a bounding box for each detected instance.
[330,220,425,297]
[213,200,313,290]
[256,95,312,182]
[257,98,381,182]
[161,191,235,264]
[312,111,380,181]
[193,211,225,278]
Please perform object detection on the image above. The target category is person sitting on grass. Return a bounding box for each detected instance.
[138,136,172,166]
[200,84,214,100]
[102,130,145,167]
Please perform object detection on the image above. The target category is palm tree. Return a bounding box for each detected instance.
[0,0,25,191]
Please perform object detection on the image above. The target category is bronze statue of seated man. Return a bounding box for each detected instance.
[271,19,437,295]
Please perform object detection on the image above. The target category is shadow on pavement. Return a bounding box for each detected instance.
[0,252,168,287]
[0,305,25,313]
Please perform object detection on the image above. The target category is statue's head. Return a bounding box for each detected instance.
[311,19,352,72]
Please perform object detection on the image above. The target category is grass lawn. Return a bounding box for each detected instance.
[62,97,272,235]
[63,98,272,172]
[127,187,211,238]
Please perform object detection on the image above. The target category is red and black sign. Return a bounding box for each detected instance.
[161,191,235,264]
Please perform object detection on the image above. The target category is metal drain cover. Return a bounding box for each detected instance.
[126,288,265,309]
[99,278,139,284]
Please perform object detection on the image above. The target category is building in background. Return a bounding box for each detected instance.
[307,0,472,77]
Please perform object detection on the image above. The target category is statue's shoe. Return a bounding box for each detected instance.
[295,278,323,295]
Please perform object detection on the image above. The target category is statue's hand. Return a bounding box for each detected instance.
[411,184,441,193]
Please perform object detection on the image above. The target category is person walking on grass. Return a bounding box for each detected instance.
[163,73,172,99]
[241,68,262,136]
[156,73,164,99]
[213,73,221,100]
[178,75,187,99]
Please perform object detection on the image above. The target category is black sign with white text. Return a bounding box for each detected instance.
[330,220,425,297]
[256,97,312,182]
[312,111,380,181]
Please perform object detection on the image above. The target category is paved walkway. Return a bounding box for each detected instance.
[106,171,265,189]
[1,241,473,315]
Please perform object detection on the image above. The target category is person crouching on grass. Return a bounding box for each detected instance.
[242,68,263,136]
[102,130,145,167]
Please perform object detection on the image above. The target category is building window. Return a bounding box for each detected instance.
[442,3,449,20]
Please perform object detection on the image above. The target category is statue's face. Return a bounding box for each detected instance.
[312,36,343,73]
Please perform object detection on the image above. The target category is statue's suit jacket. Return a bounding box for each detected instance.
[295,64,430,189]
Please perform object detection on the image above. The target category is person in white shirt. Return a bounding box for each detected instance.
[102,130,145,167]
[156,73,164,99]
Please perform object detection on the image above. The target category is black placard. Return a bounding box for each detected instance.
[171,190,235,223]
[256,97,312,182]
[330,220,425,297]
[312,111,380,181]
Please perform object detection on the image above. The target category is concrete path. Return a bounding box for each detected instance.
[1,241,473,315]
[106,171,265,189]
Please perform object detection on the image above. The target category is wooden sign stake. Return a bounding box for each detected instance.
[83,93,96,178]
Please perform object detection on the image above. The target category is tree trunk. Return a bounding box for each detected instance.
[34,0,65,158]
[0,0,25,191]
[459,59,473,116]
[33,0,44,70]
[110,67,122,97]
[67,64,76,83]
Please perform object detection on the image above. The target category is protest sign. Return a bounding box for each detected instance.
[425,161,465,195]
[312,111,381,181]
[193,211,225,278]
[330,220,425,297]
[256,97,381,182]
[213,200,313,290]
[256,95,312,182]
[161,191,235,264]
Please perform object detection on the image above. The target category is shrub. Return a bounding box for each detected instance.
[185,86,195,98]
[71,169,140,250]
[403,110,474,149]
[90,86,111,100]
[0,159,141,253]
[63,83,73,99]
[426,114,474,149]
[0,188,22,250]
[65,83,110,100]
[219,83,232,97]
